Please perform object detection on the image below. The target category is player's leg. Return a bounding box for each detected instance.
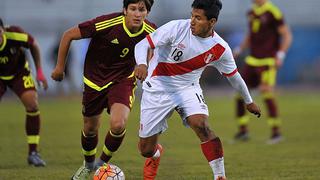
[71,86,104,180]
[176,86,226,179]
[234,64,258,141]
[19,90,46,167]
[187,114,226,180]
[260,66,282,144]
[12,68,46,167]
[95,79,136,166]
[139,90,174,180]
[71,115,101,180]
[139,134,163,180]
[96,103,129,166]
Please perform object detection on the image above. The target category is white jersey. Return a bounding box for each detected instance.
[143,19,238,92]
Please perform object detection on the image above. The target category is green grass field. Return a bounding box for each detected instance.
[0,91,319,180]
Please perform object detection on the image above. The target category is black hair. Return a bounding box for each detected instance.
[0,18,3,28]
[123,0,154,12]
[192,0,222,20]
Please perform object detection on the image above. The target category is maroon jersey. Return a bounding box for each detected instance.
[79,12,156,90]
[0,26,34,77]
[247,1,284,58]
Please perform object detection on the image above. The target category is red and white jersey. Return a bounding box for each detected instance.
[143,19,237,92]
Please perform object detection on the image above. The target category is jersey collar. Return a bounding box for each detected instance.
[123,17,146,38]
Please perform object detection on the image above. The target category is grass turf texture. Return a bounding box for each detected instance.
[0,92,319,179]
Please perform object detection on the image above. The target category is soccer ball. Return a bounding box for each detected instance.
[93,163,125,180]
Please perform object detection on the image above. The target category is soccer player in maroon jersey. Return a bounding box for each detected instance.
[0,18,48,166]
[51,0,156,179]
[232,0,292,144]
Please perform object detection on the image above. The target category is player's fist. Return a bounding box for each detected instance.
[246,102,261,118]
[36,68,48,90]
[134,64,148,82]
[51,67,65,82]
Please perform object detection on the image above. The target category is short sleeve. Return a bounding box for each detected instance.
[211,45,238,77]
[5,26,34,48]
[78,18,97,38]
[147,20,178,48]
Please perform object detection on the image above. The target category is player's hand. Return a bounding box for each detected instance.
[246,102,261,118]
[275,57,283,69]
[232,47,241,60]
[51,67,65,82]
[36,68,48,90]
[134,64,148,82]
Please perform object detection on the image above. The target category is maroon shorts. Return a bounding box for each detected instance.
[82,78,136,117]
[241,64,274,88]
[0,68,36,100]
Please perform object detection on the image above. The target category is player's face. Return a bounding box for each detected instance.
[252,0,267,6]
[190,8,216,38]
[123,1,149,33]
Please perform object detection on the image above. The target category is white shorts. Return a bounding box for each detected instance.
[139,85,209,138]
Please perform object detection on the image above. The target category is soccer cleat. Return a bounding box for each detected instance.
[28,151,46,167]
[216,176,227,180]
[71,162,93,180]
[266,134,284,145]
[143,144,163,180]
[234,131,249,141]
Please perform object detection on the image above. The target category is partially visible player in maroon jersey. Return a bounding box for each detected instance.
[0,18,48,166]
[232,0,292,144]
[51,0,156,179]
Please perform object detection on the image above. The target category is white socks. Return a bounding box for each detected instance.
[152,149,161,160]
[209,157,225,179]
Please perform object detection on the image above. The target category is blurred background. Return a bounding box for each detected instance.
[1,0,319,95]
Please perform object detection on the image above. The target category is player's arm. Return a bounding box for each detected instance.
[233,32,250,59]
[134,38,152,81]
[51,26,82,81]
[215,46,260,117]
[30,38,48,90]
[275,24,292,68]
[227,72,261,117]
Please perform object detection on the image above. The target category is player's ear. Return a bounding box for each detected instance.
[123,8,127,16]
[209,18,217,26]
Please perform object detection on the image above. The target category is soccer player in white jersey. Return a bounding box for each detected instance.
[134,0,261,179]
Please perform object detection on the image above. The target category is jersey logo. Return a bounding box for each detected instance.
[178,43,186,49]
[111,38,119,44]
[204,53,215,64]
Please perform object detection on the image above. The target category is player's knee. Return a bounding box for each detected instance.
[25,103,39,112]
[110,119,126,134]
[192,120,214,140]
[83,123,99,135]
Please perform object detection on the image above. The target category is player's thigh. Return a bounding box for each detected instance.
[173,86,209,126]
[83,115,102,134]
[82,85,108,117]
[10,68,36,98]
[139,91,175,138]
[260,66,277,92]
[19,90,39,111]
[107,79,135,119]
[109,103,130,132]
[9,70,38,111]
[242,65,260,88]
[0,80,7,101]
